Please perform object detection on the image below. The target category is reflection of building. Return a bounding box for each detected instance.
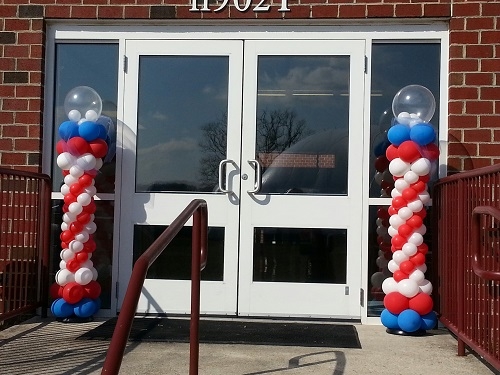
[1,3,500,326]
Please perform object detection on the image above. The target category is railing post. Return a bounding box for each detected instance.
[457,178,465,356]
[190,208,201,375]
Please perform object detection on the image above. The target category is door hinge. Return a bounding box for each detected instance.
[360,288,365,307]
[123,55,128,73]
[345,286,349,295]
[364,55,368,74]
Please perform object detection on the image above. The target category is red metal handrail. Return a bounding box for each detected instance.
[0,168,51,323]
[433,164,500,371]
[101,199,208,375]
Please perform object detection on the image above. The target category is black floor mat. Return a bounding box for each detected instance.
[78,318,361,348]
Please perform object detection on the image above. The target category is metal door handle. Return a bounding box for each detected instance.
[218,159,233,193]
[247,159,262,194]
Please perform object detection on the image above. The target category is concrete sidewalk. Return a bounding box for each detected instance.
[0,316,497,375]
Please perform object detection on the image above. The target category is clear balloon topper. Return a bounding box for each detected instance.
[64,86,103,124]
[392,85,436,125]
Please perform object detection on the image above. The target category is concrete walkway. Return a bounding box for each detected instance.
[0,316,497,375]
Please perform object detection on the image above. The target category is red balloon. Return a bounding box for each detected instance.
[77,212,92,225]
[84,281,102,299]
[411,180,426,193]
[70,221,84,234]
[400,260,415,274]
[391,235,407,250]
[60,230,74,243]
[62,170,70,176]
[63,193,77,205]
[398,140,421,163]
[377,207,390,220]
[75,251,89,262]
[66,258,81,273]
[406,215,423,228]
[388,206,398,216]
[67,136,90,156]
[385,144,399,161]
[83,239,97,253]
[414,208,427,219]
[417,243,429,255]
[409,292,433,315]
[62,203,69,213]
[398,224,414,238]
[89,139,108,158]
[60,241,68,250]
[419,175,430,183]
[78,174,94,187]
[50,282,63,299]
[384,292,410,315]
[69,182,83,196]
[56,140,67,154]
[393,270,408,282]
[392,196,407,210]
[410,252,426,266]
[374,155,390,172]
[421,143,439,161]
[82,200,96,214]
[62,282,84,304]
[402,187,418,202]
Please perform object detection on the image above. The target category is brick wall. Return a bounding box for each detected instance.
[0,0,498,173]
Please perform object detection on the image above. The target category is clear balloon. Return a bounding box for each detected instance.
[392,85,436,123]
[64,86,102,121]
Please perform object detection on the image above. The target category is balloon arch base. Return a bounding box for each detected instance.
[386,328,427,336]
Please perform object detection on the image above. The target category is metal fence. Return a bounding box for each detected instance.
[433,164,500,371]
[0,168,51,322]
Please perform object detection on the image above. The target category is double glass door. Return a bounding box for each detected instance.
[119,38,365,318]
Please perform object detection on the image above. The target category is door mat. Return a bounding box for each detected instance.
[78,318,361,348]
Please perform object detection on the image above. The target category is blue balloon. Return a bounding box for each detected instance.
[410,124,436,146]
[398,309,422,332]
[78,121,100,141]
[420,311,438,330]
[51,298,74,318]
[58,121,79,141]
[96,124,108,140]
[387,124,411,146]
[381,309,400,330]
[74,298,98,318]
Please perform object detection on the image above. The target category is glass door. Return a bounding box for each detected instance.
[238,40,365,317]
[119,40,243,314]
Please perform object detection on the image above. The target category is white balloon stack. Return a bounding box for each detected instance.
[380,110,439,334]
[50,86,109,321]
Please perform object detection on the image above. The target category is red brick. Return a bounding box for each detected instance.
[453,2,480,17]
[449,17,464,31]
[0,58,16,71]
[201,6,230,18]
[448,114,478,128]
[447,157,462,172]
[449,87,478,100]
[1,152,26,165]
[465,100,493,115]
[4,19,30,31]
[448,142,476,157]
[366,4,393,18]
[229,7,256,19]
[395,3,422,17]
[45,5,71,17]
[0,5,17,17]
[284,5,310,18]
[450,31,479,45]
[30,45,43,59]
[0,85,15,97]
[16,58,42,71]
[448,101,464,116]
[28,125,41,138]
[31,20,44,31]
[2,125,28,137]
[97,6,124,18]
[2,99,28,111]
[176,6,202,18]
[0,138,14,151]
[449,73,463,86]
[312,5,338,18]
[478,144,500,157]
[16,112,41,125]
[72,6,98,18]
[466,17,494,31]
[463,129,492,142]
[449,58,478,72]
[465,45,493,59]
[494,130,500,142]
[28,98,42,111]
[482,59,500,73]
[4,45,30,58]
[0,112,14,124]
[464,73,494,86]
[338,4,365,18]
[17,32,43,45]
[257,6,286,19]
[16,85,42,98]
[449,45,463,59]
[481,116,500,128]
[83,0,107,4]
[124,6,150,18]
[481,87,500,101]
[112,0,135,4]
[423,3,450,17]
[482,2,500,16]
[14,138,41,152]
[469,157,491,169]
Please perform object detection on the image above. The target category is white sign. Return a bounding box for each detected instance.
[190,0,289,13]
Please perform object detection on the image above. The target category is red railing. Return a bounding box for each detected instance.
[0,168,51,323]
[101,199,208,375]
[433,165,500,371]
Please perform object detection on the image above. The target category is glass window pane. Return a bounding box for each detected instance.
[52,43,119,193]
[253,227,347,283]
[50,199,114,309]
[256,56,350,195]
[133,225,224,281]
[135,56,229,193]
[369,43,440,198]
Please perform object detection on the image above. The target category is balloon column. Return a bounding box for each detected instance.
[380,85,439,334]
[50,86,111,321]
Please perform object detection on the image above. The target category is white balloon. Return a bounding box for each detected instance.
[388,260,400,273]
[408,232,424,246]
[416,264,428,273]
[55,269,74,286]
[84,185,97,196]
[389,215,405,229]
[91,266,98,280]
[85,221,97,234]
[409,269,425,283]
[388,226,398,237]
[415,224,427,235]
[419,191,431,205]
[75,231,89,243]
[407,199,424,212]
[398,207,414,220]
[60,184,70,195]
[393,250,409,265]
[371,271,386,288]
[61,249,75,261]
[69,240,84,253]
[419,279,433,295]
[403,170,419,184]
[382,277,398,294]
[59,260,67,269]
[77,192,92,206]
[398,279,420,298]
[70,165,84,178]
[56,152,76,170]
[68,202,83,215]
[75,267,93,285]
[389,158,411,177]
[95,158,103,170]
[64,174,78,186]
[68,109,81,122]
[394,179,410,193]
[391,188,402,198]
[77,153,97,171]
[85,109,98,122]
[60,222,68,231]
[81,259,94,269]
[411,158,431,176]
[402,243,418,257]
[396,112,411,125]
[62,213,75,224]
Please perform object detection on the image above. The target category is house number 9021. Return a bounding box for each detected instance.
[190,0,290,12]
